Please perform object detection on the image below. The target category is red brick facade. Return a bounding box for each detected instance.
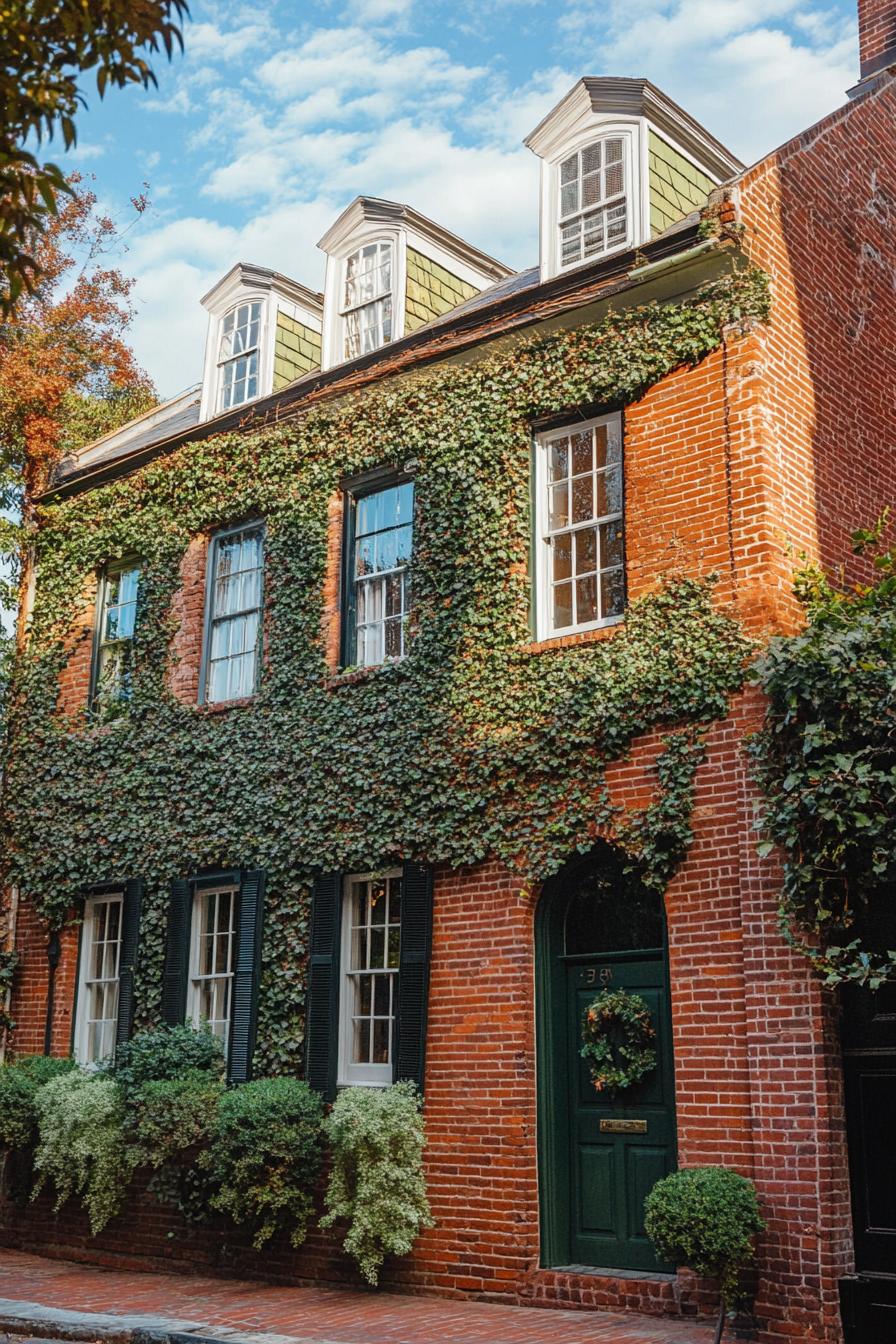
[4,61,896,1344]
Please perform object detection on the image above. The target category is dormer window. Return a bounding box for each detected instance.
[559,136,627,268]
[342,241,392,359]
[218,301,261,410]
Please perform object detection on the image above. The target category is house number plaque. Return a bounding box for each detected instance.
[599,1119,648,1134]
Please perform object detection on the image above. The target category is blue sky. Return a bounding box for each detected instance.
[62,0,859,399]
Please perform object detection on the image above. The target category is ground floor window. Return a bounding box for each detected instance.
[186,882,238,1048]
[338,870,402,1086]
[74,893,123,1064]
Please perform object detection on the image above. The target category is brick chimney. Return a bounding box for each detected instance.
[858,0,896,79]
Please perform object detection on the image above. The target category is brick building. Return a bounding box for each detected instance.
[2,3,895,1342]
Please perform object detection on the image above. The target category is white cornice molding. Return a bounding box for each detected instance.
[317,196,512,281]
[201,262,323,317]
[524,77,743,182]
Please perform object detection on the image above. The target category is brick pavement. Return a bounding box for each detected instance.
[0,1251,720,1344]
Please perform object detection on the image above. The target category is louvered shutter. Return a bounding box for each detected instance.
[305,872,342,1101]
[396,862,433,1091]
[115,877,144,1049]
[161,878,191,1026]
[227,869,266,1084]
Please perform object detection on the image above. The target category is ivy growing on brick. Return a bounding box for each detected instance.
[2,267,766,1072]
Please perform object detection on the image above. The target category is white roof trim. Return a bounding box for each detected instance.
[317,196,512,281]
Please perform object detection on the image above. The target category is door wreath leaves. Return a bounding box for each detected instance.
[581,988,658,1095]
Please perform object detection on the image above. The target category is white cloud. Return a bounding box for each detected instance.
[347,0,416,22]
[144,87,193,114]
[185,18,274,60]
[65,140,106,162]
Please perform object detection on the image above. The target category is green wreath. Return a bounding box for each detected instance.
[580,988,658,1095]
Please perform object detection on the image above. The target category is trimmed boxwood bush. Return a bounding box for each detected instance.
[202,1076,324,1249]
[645,1166,764,1340]
[110,1023,223,1096]
[127,1071,224,1168]
[0,1055,76,1151]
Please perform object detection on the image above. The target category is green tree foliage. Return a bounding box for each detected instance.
[0,1053,75,1150]
[0,0,188,312]
[202,1077,325,1249]
[32,1068,135,1234]
[750,516,896,987]
[322,1082,433,1285]
[644,1166,764,1339]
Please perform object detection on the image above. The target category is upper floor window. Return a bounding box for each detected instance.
[201,524,265,704]
[343,479,413,668]
[74,892,123,1064]
[559,137,627,268]
[218,301,261,410]
[535,412,625,639]
[187,881,238,1048]
[342,241,392,359]
[91,561,141,712]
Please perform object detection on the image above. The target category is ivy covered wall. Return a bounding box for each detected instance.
[3,265,767,1074]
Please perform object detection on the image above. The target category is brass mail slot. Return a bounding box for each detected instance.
[599,1119,648,1134]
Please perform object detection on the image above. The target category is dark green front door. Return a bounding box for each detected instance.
[537,846,677,1272]
[565,954,675,1269]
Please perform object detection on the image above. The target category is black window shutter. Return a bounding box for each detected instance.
[161,878,191,1026]
[305,872,342,1101]
[227,869,266,1084]
[115,877,144,1050]
[396,862,433,1092]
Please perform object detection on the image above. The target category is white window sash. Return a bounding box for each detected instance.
[74,893,124,1065]
[186,884,238,1050]
[337,869,402,1087]
[535,411,625,641]
[555,133,634,272]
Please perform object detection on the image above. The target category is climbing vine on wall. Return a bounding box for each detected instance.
[2,266,766,1072]
[750,517,896,988]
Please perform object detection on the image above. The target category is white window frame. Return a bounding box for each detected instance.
[217,299,263,412]
[337,869,402,1087]
[340,240,394,360]
[186,882,239,1052]
[74,892,124,1065]
[534,411,625,641]
[200,521,265,705]
[544,124,641,278]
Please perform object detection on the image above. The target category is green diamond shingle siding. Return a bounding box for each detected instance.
[273,311,321,389]
[648,131,715,237]
[404,247,479,335]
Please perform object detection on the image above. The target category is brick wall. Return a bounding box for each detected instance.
[857,0,896,74]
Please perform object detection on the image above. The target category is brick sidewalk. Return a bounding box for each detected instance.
[0,1250,721,1344]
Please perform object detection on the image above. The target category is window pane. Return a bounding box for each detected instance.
[553,581,573,629]
[560,181,578,217]
[549,438,569,482]
[549,483,569,530]
[552,535,572,582]
[353,1017,370,1064]
[351,484,413,666]
[372,1019,390,1064]
[571,431,592,476]
[575,527,597,574]
[600,519,624,569]
[581,142,602,176]
[560,153,578,184]
[571,475,593,525]
[601,568,625,618]
[597,466,623,517]
[576,574,598,625]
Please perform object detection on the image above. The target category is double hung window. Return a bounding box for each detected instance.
[74,894,123,1064]
[558,136,627,268]
[338,871,402,1086]
[344,479,413,668]
[218,301,261,410]
[536,412,625,638]
[186,883,238,1048]
[202,524,265,703]
[91,562,141,711]
[342,241,392,359]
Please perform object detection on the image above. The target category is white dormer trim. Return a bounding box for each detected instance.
[318,197,511,372]
[525,78,744,283]
[199,263,323,420]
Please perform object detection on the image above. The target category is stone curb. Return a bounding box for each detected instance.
[0,1306,341,1344]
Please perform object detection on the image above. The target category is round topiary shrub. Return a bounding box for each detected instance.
[644,1166,764,1343]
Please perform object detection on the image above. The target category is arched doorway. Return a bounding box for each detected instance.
[535,844,677,1271]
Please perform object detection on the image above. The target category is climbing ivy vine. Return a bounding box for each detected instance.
[2,266,766,1072]
[750,517,896,988]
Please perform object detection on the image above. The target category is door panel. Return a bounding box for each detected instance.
[566,956,675,1270]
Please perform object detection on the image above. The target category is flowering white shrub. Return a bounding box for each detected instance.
[321,1081,433,1285]
[33,1068,134,1234]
